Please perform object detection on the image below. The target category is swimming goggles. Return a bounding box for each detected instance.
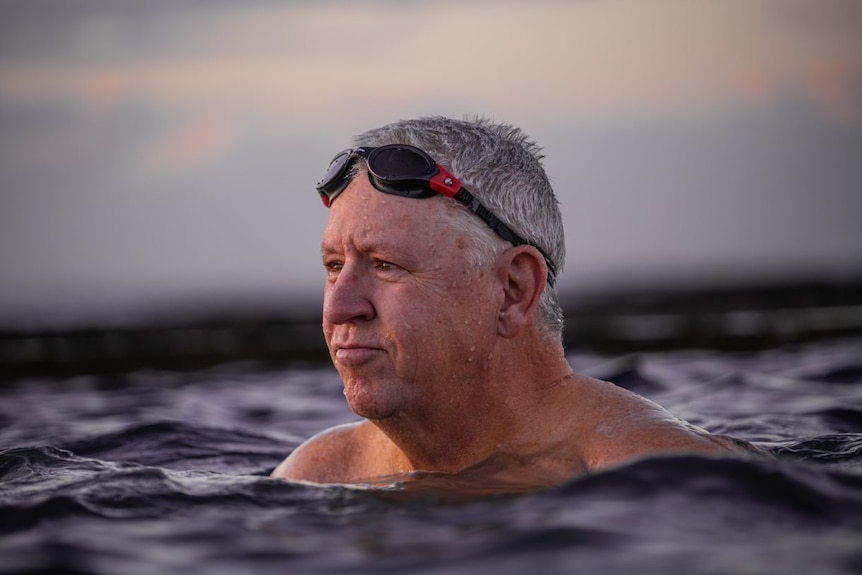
[316,144,557,286]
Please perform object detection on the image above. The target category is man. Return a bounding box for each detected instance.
[272,116,744,491]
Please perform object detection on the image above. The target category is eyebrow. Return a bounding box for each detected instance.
[320,239,405,257]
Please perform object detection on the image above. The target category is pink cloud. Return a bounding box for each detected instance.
[805,59,861,124]
[149,113,233,172]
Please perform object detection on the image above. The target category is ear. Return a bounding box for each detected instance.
[496,246,547,339]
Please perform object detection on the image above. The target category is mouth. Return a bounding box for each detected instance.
[332,343,384,366]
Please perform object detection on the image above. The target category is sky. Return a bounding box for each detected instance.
[1,0,861,327]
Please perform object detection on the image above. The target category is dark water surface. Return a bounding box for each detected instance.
[2,338,862,574]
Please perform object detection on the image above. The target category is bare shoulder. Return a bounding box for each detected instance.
[576,377,750,471]
[271,420,388,483]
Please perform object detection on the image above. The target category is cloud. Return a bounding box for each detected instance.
[147,112,233,172]
[804,58,862,123]
[0,0,860,125]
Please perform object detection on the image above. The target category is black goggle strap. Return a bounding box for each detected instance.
[434,165,556,286]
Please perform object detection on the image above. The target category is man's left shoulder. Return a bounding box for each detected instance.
[579,380,745,470]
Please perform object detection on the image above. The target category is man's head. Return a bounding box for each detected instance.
[319,116,566,339]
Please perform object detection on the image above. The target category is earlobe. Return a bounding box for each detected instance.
[497,247,546,339]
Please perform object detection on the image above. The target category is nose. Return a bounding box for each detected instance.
[322,262,376,326]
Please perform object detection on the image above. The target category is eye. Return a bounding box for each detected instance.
[375,260,397,272]
[373,258,410,278]
[323,259,343,274]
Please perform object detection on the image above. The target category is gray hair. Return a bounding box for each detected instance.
[352,116,566,341]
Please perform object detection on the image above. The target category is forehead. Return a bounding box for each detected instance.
[322,176,455,252]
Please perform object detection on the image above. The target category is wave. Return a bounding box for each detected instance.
[1,338,861,574]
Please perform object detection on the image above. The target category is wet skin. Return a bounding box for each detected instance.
[272,176,749,491]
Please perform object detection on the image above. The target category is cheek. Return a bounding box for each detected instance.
[384,280,496,349]
[431,294,493,344]
[381,300,439,365]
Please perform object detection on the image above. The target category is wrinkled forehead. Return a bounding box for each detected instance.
[322,175,459,247]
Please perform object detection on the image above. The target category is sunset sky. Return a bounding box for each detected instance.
[1,0,861,326]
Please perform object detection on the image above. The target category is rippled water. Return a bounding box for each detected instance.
[2,337,862,574]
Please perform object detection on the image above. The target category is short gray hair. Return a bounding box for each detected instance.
[352,116,566,340]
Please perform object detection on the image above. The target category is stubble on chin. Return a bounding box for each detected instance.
[340,371,399,421]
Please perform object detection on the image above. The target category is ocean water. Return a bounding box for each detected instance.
[2,337,862,574]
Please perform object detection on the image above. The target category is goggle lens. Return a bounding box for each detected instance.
[317,150,355,205]
[368,146,434,181]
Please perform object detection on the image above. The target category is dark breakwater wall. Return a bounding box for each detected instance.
[2,282,861,379]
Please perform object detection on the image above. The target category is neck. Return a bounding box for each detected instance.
[372,337,575,474]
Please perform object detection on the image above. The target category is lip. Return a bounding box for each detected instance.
[332,343,384,366]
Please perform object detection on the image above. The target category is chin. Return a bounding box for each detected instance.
[343,378,398,421]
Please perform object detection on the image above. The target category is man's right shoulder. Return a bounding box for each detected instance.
[270,420,380,484]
